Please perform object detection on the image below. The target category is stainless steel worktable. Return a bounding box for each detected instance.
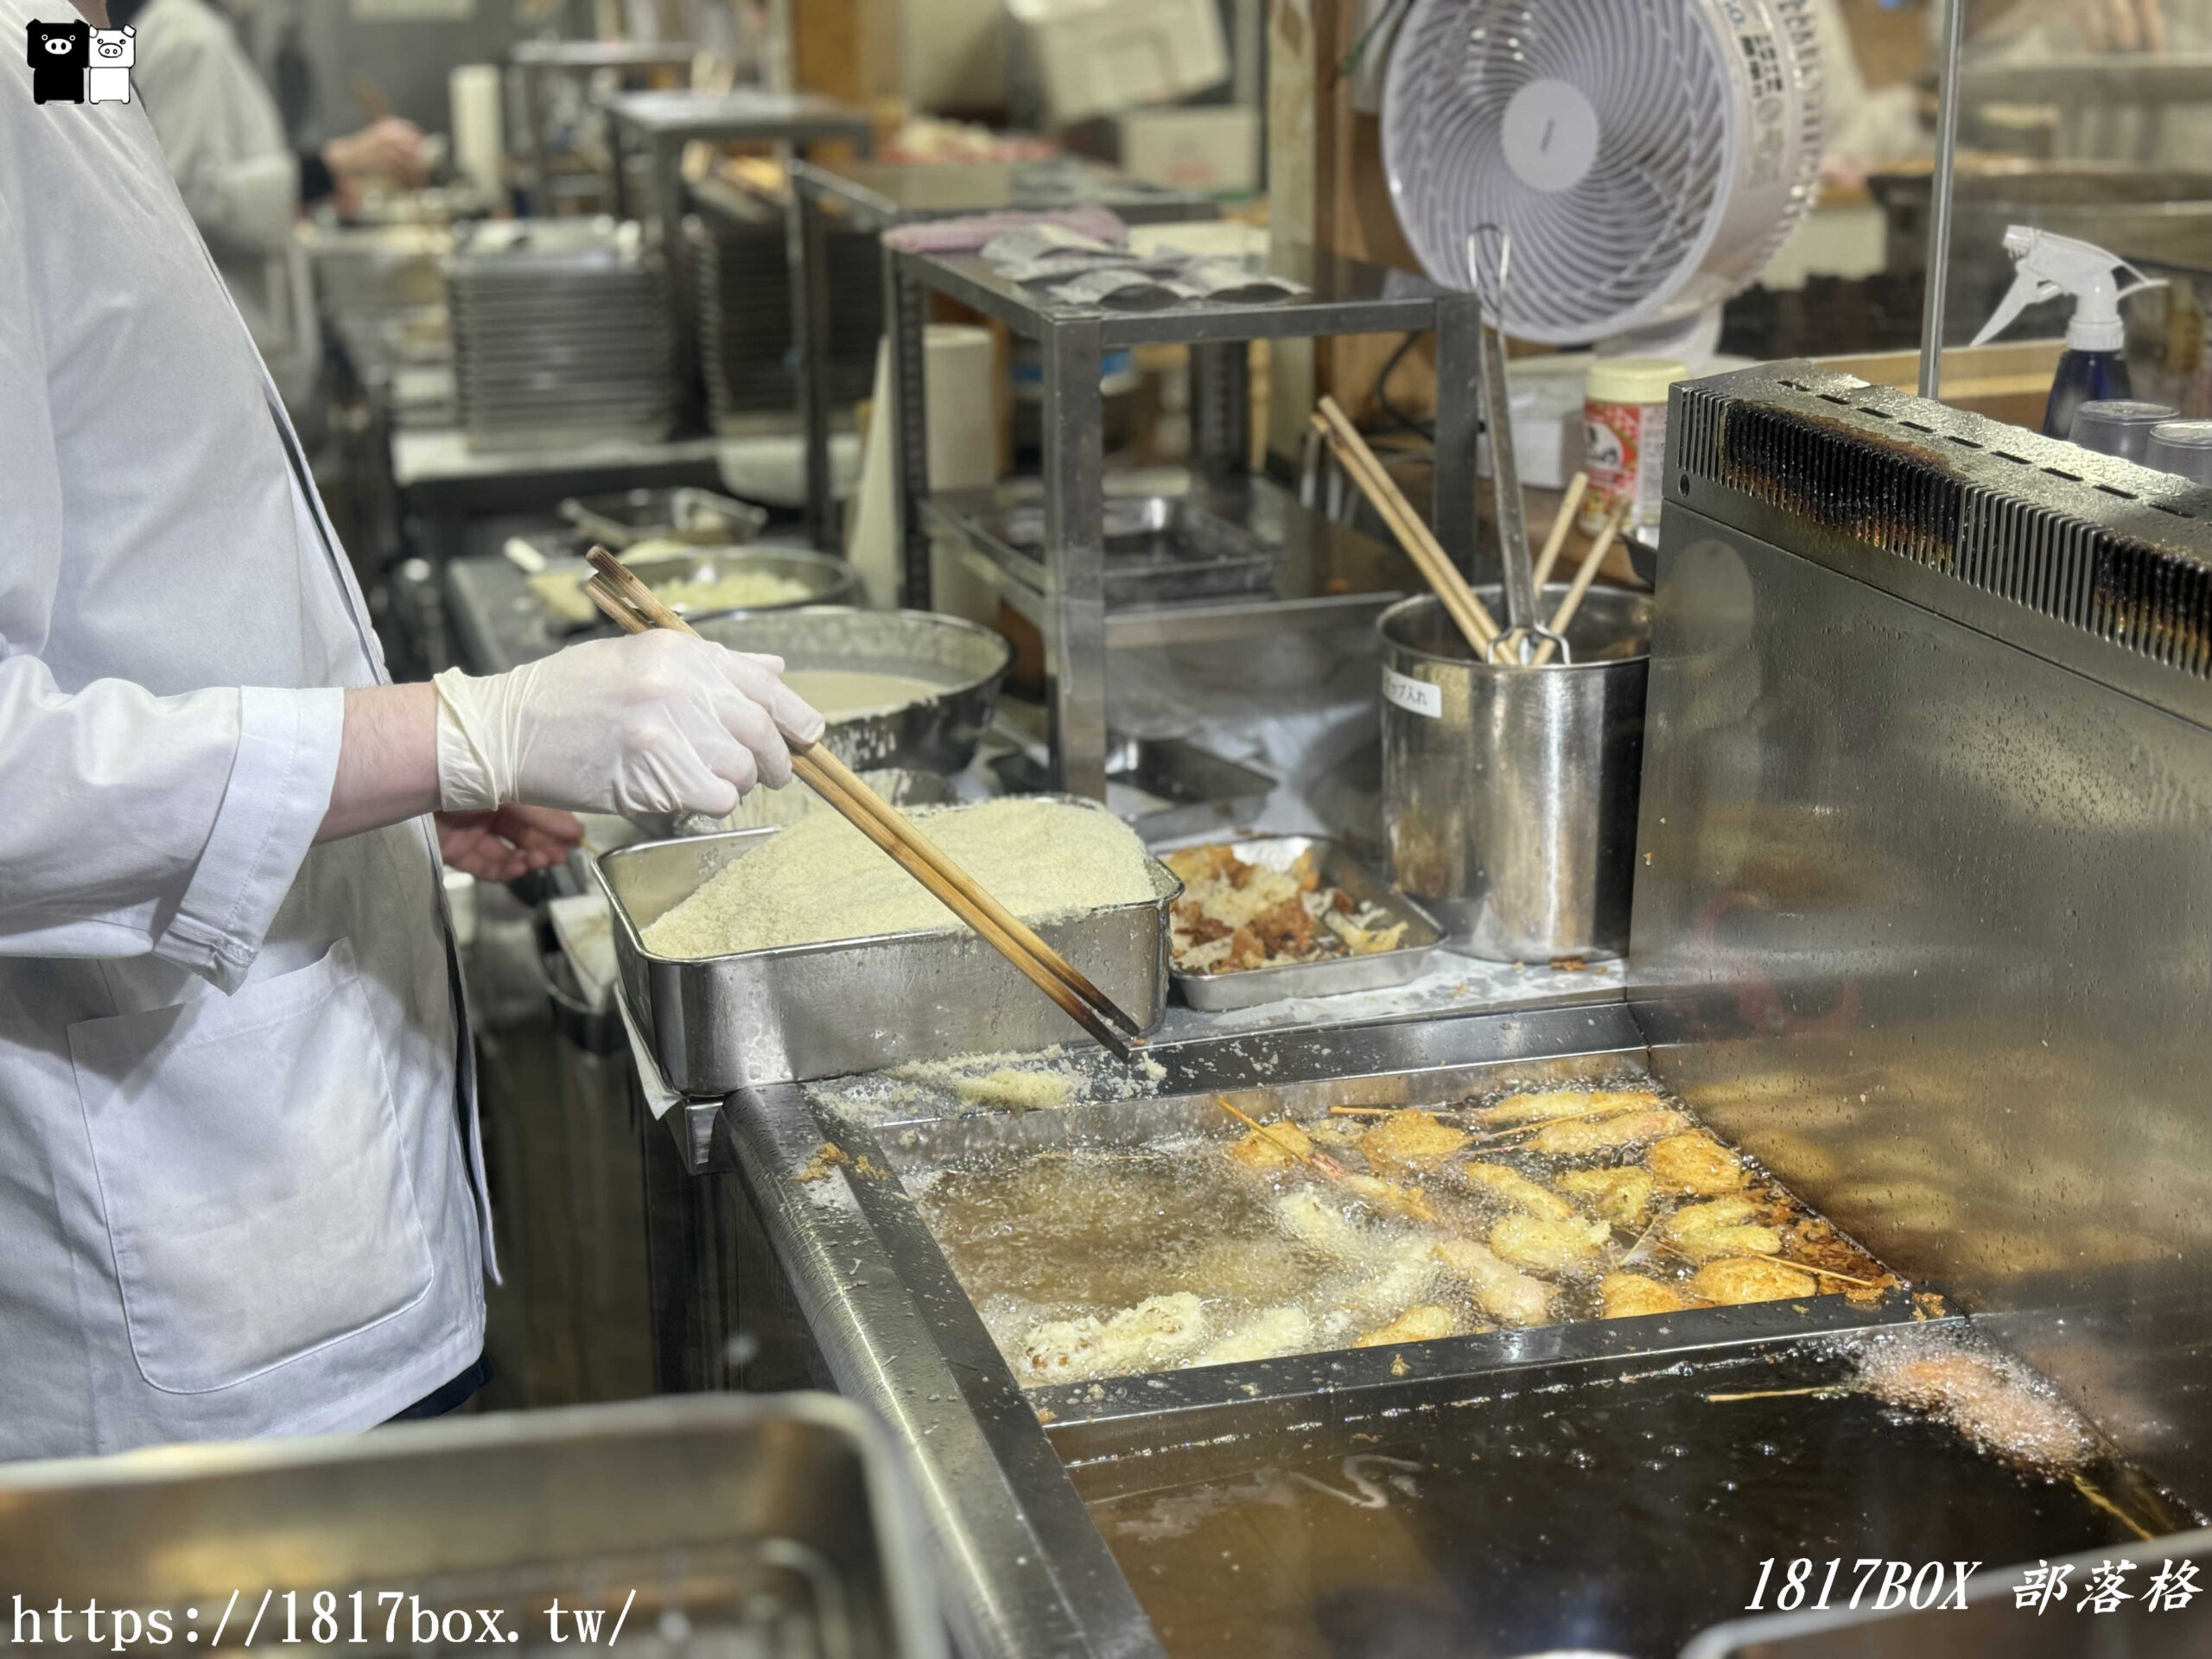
[884,242,1484,798]
[789,156,1220,549]
[507,40,696,214]
[606,88,875,230]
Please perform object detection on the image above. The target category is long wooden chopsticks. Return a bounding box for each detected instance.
[1311,396,1500,656]
[1312,397,1627,668]
[581,548,1144,1062]
[1529,471,1589,590]
[1531,499,1629,666]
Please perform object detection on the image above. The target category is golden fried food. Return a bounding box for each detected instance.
[1647,1131,1748,1195]
[1490,1213,1612,1272]
[1528,1109,1691,1158]
[1664,1195,1773,1258]
[1689,1258,1817,1304]
[1355,1305,1458,1347]
[1677,1224,1785,1261]
[1665,1195,1783,1261]
[1667,1195,1763,1233]
[1557,1166,1655,1226]
[1465,1088,1653,1127]
[1019,1293,1211,1384]
[1600,1272,1697,1318]
[1339,1172,1441,1224]
[1361,1109,1471,1169]
[1586,1090,1672,1113]
[1433,1237,1552,1326]
[1460,1161,1574,1220]
[1170,843,1408,973]
[1227,1120,1317,1172]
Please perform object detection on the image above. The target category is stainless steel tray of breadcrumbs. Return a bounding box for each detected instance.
[1168,835,1442,1013]
[594,801,1180,1094]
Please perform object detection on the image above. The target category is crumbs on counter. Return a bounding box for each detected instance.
[794,1142,850,1183]
[809,1041,1166,1124]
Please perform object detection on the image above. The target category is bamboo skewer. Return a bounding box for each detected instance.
[1213,1096,1347,1180]
[580,553,1143,1060]
[1529,472,1589,590]
[1531,500,1630,667]
[1310,397,1501,655]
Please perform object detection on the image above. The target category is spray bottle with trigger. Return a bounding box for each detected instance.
[1970,226,2166,439]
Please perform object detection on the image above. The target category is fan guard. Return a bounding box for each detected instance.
[1382,0,1825,345]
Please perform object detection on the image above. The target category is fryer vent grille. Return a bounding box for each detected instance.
[1671,364,2212,681]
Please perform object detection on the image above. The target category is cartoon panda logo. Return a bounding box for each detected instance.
[87,24,133,104]
[27,18,90,105]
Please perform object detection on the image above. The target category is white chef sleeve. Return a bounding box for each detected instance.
[0,183,342,994]
[133,17,297,260]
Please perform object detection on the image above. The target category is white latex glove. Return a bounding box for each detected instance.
[433,632,826,818]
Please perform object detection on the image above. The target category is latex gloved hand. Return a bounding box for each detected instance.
[433,631,826,819]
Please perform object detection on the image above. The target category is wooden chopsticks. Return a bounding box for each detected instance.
[1529,471,1589,591]
[1312,397,1630,668]
[1311,396,1500,656]
[580,548,1145,1063]
[1531,499,1629,666]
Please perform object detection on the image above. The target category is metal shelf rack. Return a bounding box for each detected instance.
[507,40,696,214]
[790,156,1221,546]
[885,241,1482,797]
[606,90,874,429]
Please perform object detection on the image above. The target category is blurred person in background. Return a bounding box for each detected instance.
[110,0,429,418]
[1963,0,2208,164]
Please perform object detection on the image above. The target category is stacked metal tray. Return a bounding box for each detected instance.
[448,219,674,451]
[686,186,882,429]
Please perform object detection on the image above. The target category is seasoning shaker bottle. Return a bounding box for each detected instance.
[1580,357,1689,537]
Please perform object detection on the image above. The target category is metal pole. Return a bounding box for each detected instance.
[1040,320,1108,799]
[1918,0,1969,401]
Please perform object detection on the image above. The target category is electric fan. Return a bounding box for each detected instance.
[1382,0,1826,349]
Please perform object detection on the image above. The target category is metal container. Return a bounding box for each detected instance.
[1379,585,1650,962]
[962,494,1282,607]
[990,734,1276,842]
[1168,835,1443,1010]
[0,1394,944,1659]
[620,543,858,620]
[594,803,1180,1093]
[537,543,860,629]
[693,607,1014,772]
[558,484,771,549]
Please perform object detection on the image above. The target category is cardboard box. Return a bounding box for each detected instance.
[1114,105,1259,196]
[1008,0,1228,125]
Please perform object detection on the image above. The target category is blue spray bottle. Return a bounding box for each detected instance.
[1969,226,2164,439]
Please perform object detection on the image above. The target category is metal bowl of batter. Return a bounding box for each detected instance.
[694,607,1014,772]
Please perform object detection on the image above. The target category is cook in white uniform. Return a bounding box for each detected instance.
[108,0,428,411]
[1,0,823,1462]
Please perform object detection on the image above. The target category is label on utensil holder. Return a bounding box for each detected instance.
[1383,667,1442,719]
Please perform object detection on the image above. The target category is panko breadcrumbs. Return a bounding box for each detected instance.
[644,798,1156,958]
